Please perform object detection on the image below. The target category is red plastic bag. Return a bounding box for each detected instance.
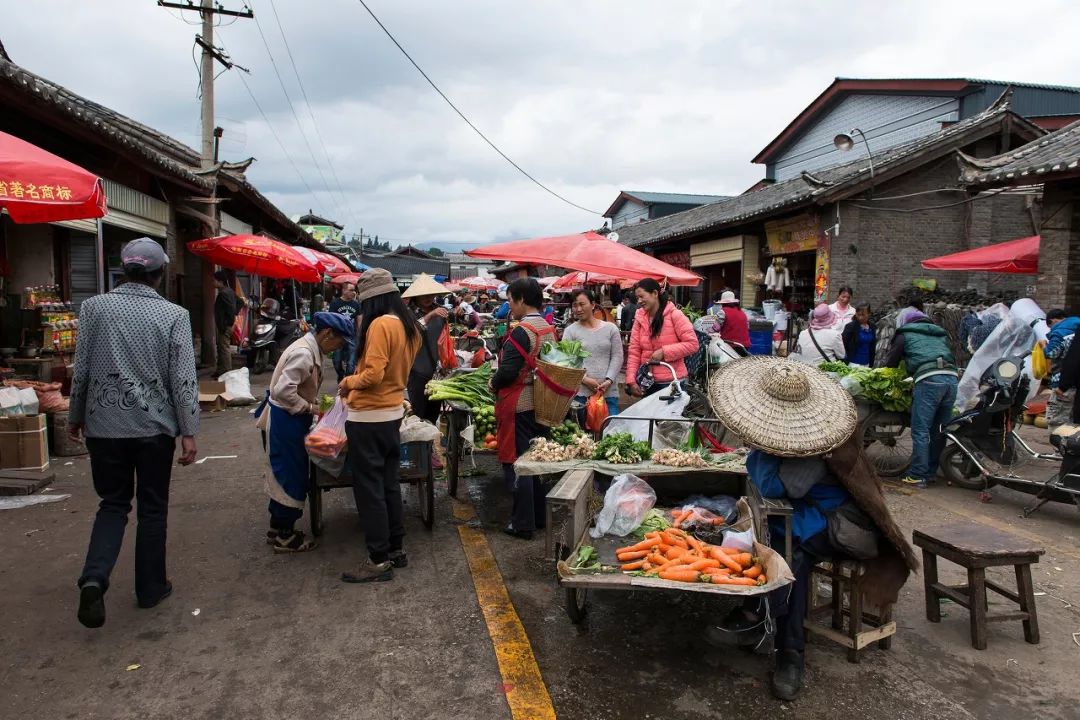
[585,390,609,433]
[231,308,249,346]
[305,397,347,458]
[439,326,458,370]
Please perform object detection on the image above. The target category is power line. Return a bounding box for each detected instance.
[263,0,358,230]
[250,8,343,222]
[851,188,1009,213]
[354,0,602,217]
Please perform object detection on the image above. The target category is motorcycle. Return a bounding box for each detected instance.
[247,298,302,374]
[940,355,1078,516]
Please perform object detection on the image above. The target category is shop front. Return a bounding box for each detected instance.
[763,214,830,315]
[688,235,760,309]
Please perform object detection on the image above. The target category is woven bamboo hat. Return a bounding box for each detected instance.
[709,356,856,457]
[402,273,450,299]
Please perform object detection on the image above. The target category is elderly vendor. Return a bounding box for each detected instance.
[255,311,352,553]
[708,357,917,701]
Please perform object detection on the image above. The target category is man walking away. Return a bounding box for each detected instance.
[884,308,958,489]
[214,270,238,377]
[69,238,199,628]
[329,282,361,382]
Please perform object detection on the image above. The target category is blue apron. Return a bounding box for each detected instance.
[254,391,312,509]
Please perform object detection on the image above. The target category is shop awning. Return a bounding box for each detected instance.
[465,231,702,286]
[921,235,1039,275]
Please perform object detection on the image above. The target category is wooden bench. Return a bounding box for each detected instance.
[805,560,897,662]
[913,523,1043,650]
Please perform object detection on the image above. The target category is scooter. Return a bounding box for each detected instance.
[940,355,1078,516]
[248,298,302,374]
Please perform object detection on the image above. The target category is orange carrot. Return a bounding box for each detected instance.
[616,537,662,554]
[621,560,646,571]
[659,568,702,582]
[743,564,763,579]
[707,575,759,586]
[710,548,744,574]
[666,527,689,538]
[685,558,721,571]
[665,545,688,561]
[617,550,649,561]
[729,552,754,569]
[685,535,705,553]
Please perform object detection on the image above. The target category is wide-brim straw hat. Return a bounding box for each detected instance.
[709,356,856,457]
[402,273,450,299]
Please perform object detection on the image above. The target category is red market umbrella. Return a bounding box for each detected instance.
[0,130,107,223]
[292,246,329,275]
[551,268,698,290]
[921,235,1039,275]
[312,249,352,275]
[330,273,361,286]
[459,275,501,290]
[187,234,322,282]
[442,281,464,292]
[466,231,702,285]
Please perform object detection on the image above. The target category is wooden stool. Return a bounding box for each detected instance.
[805,560,897,663]
[913,524,1043,650]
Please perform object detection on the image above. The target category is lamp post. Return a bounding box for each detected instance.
[834,128,875,195]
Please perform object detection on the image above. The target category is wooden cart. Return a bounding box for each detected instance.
[307,441,435,536]
[546,464,781,624]
[857,399,911,478]
[443,399,497,498]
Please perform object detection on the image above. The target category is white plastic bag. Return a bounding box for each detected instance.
[304,397,347,459]
[590,474,656,538]
[956,299,1043,411]
[16,387,38,416]
[603,390,692,450]
[722,528,755,552]
[218,368,256,405]
[400,415,441,444]
[0,387,23,417]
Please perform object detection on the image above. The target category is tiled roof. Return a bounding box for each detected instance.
[615,101,1040,249]
[958,119,1080,186]
[359,254,451,279]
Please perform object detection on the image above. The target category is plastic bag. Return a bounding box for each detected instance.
[305,397,347,458]
[590,474,656,538]
[722,528,755,552]
[0,387,23,417]
[5,380,66,413]
[16,388,38,416]
[678,494,738,524]
[585,391,609,433]
[957,299,1043,411]
[218,368,256,405]
[400,415,441,444]
[603,389,692,450]
[439,326,458,370]
[1031,343,1049,380]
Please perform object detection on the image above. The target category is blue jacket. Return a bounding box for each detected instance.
[494,301,511,320]
[747,450,850,543]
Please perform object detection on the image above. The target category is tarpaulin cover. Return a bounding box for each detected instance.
[921,235,1039,275]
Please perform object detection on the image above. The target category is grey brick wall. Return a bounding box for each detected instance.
[1037,181,1080,311]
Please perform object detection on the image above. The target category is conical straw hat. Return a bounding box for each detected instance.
[402,273,451,299]
[709,356,856,457]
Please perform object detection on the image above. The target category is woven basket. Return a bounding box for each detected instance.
[533,359,586,427]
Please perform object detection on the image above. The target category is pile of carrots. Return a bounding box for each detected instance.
[615,528,766,586]
[671,507,724,528]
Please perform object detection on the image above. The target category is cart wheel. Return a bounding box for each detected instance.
[565,586,588,624]
[309,486,324,537]
[447,414,460,498]
[418,472,435,530]
[861,420,911,478]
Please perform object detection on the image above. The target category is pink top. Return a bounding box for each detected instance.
[626,302,699,385]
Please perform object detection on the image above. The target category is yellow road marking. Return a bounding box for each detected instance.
[452,498,557,720]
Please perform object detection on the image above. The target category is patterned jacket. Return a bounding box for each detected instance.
[68,283,199,438]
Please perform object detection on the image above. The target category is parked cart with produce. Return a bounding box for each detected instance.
[427,364,497,497]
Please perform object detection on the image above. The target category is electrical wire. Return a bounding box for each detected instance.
[251,9,343,221]
[850,188,1009,213]
[354,0,602,217]
[264,0,359,230]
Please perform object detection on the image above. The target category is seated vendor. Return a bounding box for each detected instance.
[708,358,917,701]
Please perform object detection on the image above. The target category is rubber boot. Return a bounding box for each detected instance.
[771,649,805,701]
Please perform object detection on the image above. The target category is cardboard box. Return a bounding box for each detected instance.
[198,381,227,412]
[0,414,49,472]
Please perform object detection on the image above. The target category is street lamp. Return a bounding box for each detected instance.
[834,127,875,193]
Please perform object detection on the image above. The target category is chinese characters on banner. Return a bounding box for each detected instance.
[0,180,74,201]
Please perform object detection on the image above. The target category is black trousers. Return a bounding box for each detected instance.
[759,528,836,653]
[79,435,175,605]
[501,410,550,533]
[346,420,405,563]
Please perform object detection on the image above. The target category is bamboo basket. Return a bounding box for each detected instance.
[533,359,586,427]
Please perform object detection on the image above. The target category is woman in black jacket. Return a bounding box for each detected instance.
[841,304,876,366]
[1057,334,1080,424]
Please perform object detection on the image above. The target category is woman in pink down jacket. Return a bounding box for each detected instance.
[625,278,699,397]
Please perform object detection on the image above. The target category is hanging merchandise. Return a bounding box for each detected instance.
[764,257,790,293]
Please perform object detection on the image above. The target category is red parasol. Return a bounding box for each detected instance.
[921,235,1039,275]
[459,275,501,290]
[187,234,322,282]
[312,250,352,275]
[0,130,107,223]
[330,273,361,286]
[551,268,697,290]
[465,231,701,285]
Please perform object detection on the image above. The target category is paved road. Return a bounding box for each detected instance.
[2,374,1078,719]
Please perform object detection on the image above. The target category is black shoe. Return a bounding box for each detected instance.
[138,581,173,609]
[771,649,805,701]
[388,550,408,568]
[502,524,533,540]
[77,582,105,629]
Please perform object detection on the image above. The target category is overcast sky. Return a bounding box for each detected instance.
[7,1,1080,249]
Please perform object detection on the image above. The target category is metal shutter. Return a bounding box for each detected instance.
[69,234,98,310]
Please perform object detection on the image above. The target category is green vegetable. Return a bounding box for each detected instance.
[319,394,336,413]
[569,545,600,572]
[820,362,913,412]
[540,340,591,369]
[551,420,586,446]
[592,433,652,464]
[817,361,852,376]
[426,363,495,407]
[631,509,670,539]
[681,305,703,324]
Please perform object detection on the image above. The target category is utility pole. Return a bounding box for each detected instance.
[159,0,252,367]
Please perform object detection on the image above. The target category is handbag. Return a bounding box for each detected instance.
[808,497,879,560]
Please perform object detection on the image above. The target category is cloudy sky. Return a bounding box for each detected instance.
[7,1,1080,249]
